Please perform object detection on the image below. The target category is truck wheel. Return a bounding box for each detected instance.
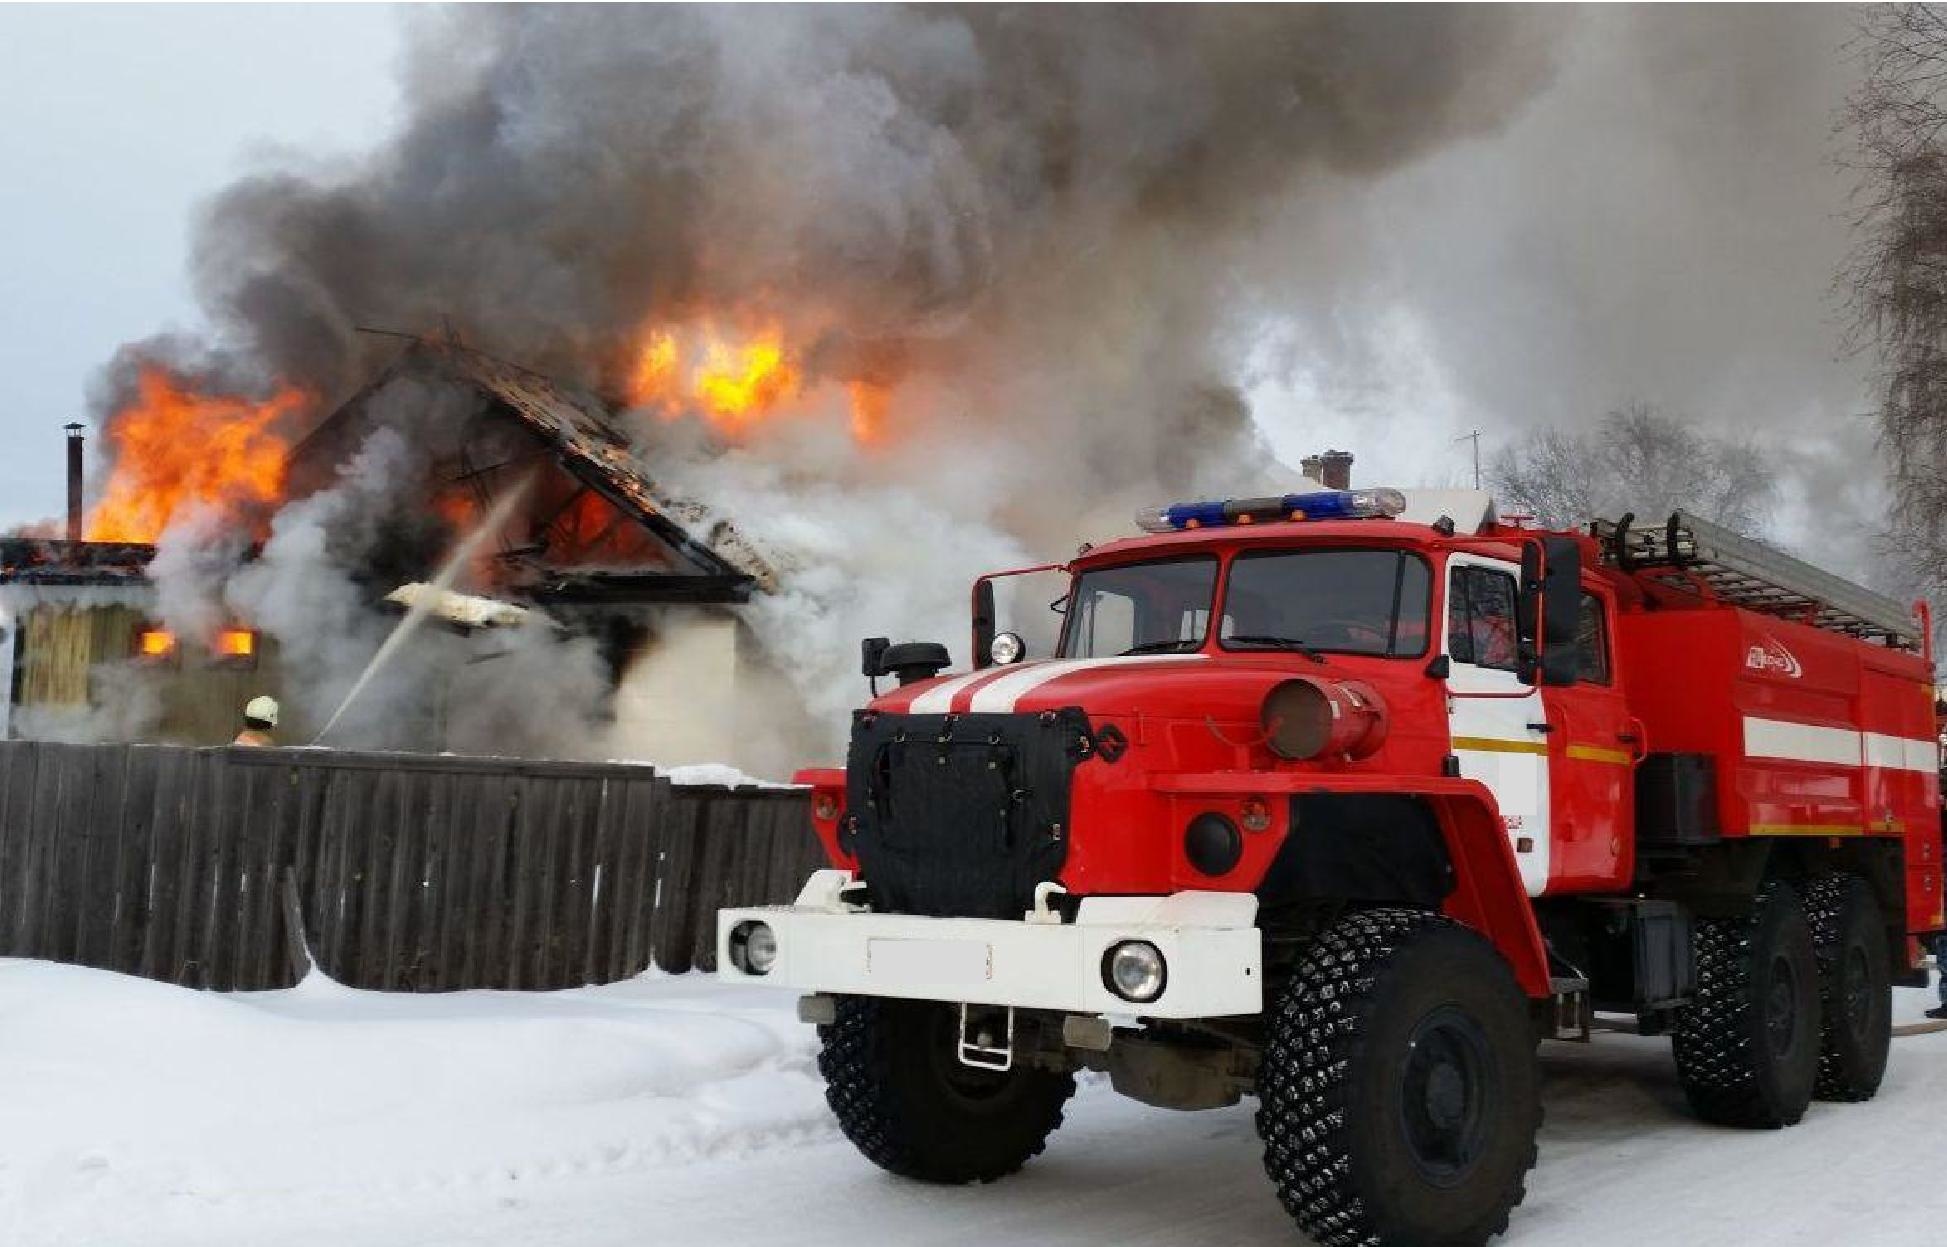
[1672,880,1820,1127]
[1256,908,1540,1247]
[1804,874,1892,1102]
[816,995,1074,1184]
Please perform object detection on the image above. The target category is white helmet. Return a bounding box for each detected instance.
[244,695,280,727]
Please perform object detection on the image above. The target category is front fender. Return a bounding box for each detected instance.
[1150,772,1552,999]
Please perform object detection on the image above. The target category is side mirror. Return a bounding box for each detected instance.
[1519,537,1581,686]
[972,578,997,670]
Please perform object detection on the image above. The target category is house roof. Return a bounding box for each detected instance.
[0,538,155,587]
[296,339,778,605]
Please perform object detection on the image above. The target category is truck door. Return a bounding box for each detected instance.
[1537,587,1636,891]
[1444,554,1551,895]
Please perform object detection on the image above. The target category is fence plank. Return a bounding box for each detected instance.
[528,777,568,989]
[692,794,753,973]
[605,777,653,982]
[71,745,130,970]
[109,747,160,976]
[433,771,479,991]
[15,742,65,958]
[0,742,31,955]
[649,786,706,975]
[239,759,295,990]
[137,747,189,982]
[377,769,418,991]
[410,772,451,992]
[195,753,242,991]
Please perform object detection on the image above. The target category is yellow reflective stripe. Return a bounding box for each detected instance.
[1566,744,1634,767]
[1749,824,1866,838]
[1451,736,1548,756]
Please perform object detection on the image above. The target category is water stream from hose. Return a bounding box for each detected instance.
[311,475,534,744]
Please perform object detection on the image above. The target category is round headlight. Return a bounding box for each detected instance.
[990,630,1027,666]
[1103,940,1167,1003]
[730,921,778,975]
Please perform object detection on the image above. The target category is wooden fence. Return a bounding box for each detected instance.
[0,741,821,991]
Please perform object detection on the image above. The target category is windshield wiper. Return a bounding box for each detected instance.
[1119,639,1201,656]
[1224,634,1328,664]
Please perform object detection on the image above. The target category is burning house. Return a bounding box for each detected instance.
[2,338,817,775]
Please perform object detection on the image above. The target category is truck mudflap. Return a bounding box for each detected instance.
[718,871,1263,1019]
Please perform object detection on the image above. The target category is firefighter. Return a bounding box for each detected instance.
[233,695,279,748]
[1930,933,1947,1021]
[1934,827,1947,1020]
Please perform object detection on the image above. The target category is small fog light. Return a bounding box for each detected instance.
[730,920,778,975]
[1104,940,1167,1003]
[990,630,1027,666]
[1239,796,1272,833]
[1185,812,1243,876]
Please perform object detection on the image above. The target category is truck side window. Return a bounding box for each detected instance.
[1577,593,1611,684]
[1448,566,1520,672]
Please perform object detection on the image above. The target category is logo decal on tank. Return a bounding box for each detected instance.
[1745,636,1802,679]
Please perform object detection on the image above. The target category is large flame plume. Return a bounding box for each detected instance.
[623,322,885,442]
[86,365,306,543]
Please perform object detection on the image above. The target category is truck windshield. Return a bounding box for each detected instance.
[1062,556,1219,658]
[1220,548,1430,658]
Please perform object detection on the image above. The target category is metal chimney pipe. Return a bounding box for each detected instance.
[64,422,84,543]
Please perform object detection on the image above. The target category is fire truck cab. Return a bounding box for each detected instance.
[719,487,1943,1247]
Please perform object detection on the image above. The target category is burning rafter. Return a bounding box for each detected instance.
[294,337,780,602]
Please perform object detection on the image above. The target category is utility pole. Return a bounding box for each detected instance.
[1454,429,1481,489]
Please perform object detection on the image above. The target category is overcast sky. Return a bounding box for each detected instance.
[0,4,401,524]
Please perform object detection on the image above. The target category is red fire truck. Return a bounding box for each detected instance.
[719,488,1943,1246]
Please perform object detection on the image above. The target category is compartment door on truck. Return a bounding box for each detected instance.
[1444,554,1550,895]
[1537,587,1635,892]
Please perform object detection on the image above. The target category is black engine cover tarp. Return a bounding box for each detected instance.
[844,709,1090,919]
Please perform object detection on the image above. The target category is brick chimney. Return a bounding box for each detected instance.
[1300,449,1354,491]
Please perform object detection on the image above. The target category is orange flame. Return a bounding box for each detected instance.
[619,321,916,442]
[627,323,803,434]
[86,366,306,543]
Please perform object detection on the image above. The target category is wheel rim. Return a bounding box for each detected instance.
[1399,1004,1496,1185]
[1765,952,1799,1055]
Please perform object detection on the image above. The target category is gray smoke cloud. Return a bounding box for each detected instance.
[1247,7,1907,595]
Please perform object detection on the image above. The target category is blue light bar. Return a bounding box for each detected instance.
[1135,488,1406,533]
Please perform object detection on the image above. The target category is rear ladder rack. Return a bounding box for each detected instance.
[1592,510,1922,652]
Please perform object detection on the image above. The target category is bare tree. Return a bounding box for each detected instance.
[1841,5,1947,590]
[1489,401,1775,534]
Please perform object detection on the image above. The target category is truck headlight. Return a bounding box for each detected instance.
[1103,940,1167,1003]
[729,921,778,975]
[990,630,1026,666]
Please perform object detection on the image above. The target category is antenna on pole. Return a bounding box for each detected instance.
[1454,430,1482,490]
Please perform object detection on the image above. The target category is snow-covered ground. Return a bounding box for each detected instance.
[2,959,1942,1247]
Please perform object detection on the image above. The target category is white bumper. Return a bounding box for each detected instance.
[717,871,1262,1019]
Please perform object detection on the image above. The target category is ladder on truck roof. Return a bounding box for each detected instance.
[1591,509,1923,652]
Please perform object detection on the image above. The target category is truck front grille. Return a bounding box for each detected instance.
[843,707,1092,920]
